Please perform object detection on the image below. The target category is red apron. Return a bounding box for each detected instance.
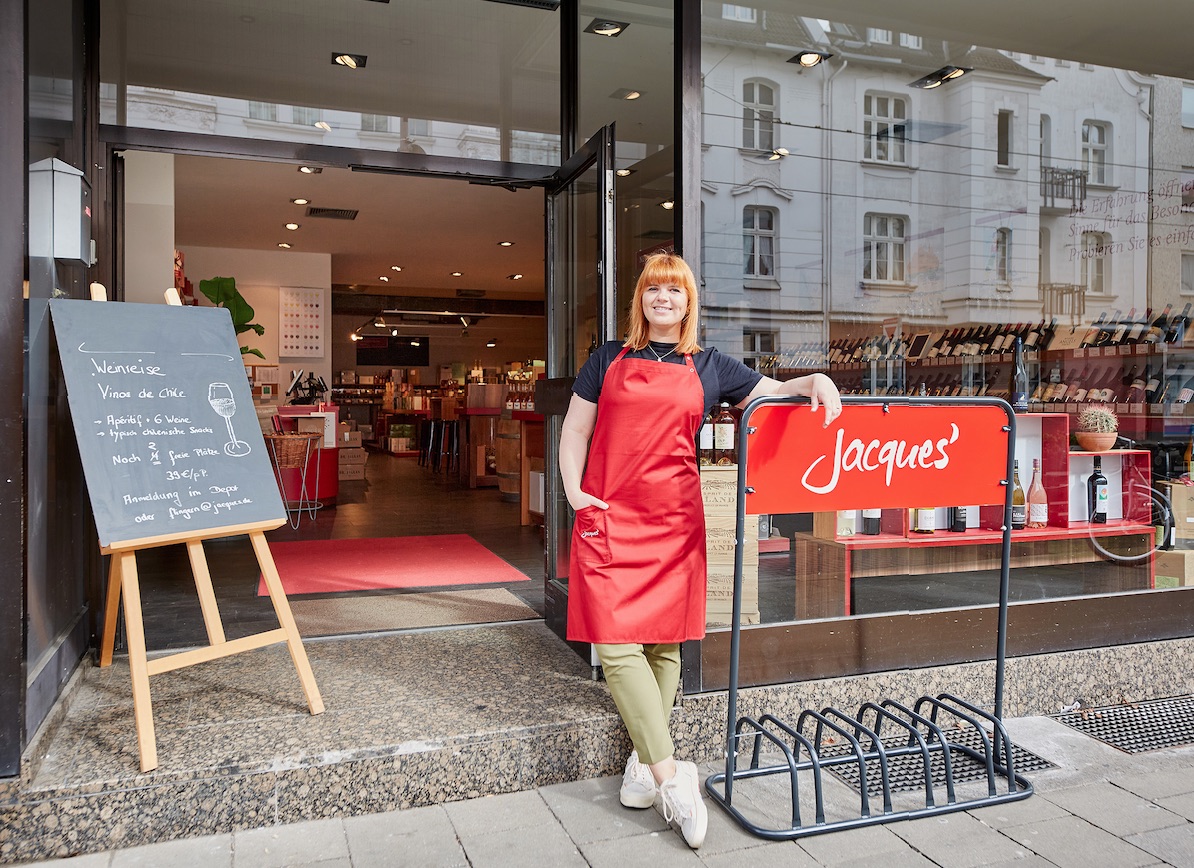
[567,348,707,644]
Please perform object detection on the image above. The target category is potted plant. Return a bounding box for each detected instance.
[1074,405,1119,452]
[199,276,266,360]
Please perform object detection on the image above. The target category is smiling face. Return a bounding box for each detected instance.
[641,282,688,341]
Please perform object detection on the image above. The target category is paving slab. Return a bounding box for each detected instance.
[1041,781,1186,836]
[999,814,1158,867]
[697,840,817,867]
[1123,823,1194,867]
[891,810,1039,866]
[578,831,702,868]
[966,793,1070,830]
[441,790,558,838]
[458,820,586,868]
[795,822,920,865]
[342,805,466,868]
[540,777,667,844]
[1158,792,1194,823]
[1113,768,1194,801]
[110,835,232,868]
[13,855,110,868]
[232,819,349,868]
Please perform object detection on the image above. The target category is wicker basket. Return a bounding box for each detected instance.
[265,432,321,468]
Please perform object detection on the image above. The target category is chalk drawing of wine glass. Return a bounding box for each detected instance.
[208,383,251,457]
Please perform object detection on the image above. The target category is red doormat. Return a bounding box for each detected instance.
[258,534,531,596]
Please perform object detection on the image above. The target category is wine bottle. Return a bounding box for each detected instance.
[1145,365,1164,403]
[837,510,857,536]
[1010,337,1029,411]
[1022,320,1043,351]
[1166,302,1192,344]
[1163,364,1187,404]
[1125,365,1149,403]
[1175,370,1194,405]
[1126,308,1150,344]
[1080,312,1106,349]
[1145,303,1173,344]
[1087,456,1109,523]
[1011,460,1027,529]
[1027,458,1048,528]
[911,507,936,534]
[1097,309,1124,346]
[862,508,881,535]
[713,402,737,465]
[1042,361,1063,402]
[698,413,715,465]
[949,505,968,532]
[1038,316,1058,351]
[1111,307,1136,344]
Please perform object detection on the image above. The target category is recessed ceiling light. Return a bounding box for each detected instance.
[909,65,971,89]
[277,242,292,249]
[788,50,833,68]
[391,265,402,272]
[291,197,309,205]
[285,222,300,230]
[507,273,524,280]
[486,340,497,348]
[298,166,322,174]
[410,339,420,347]
[379,276,389,282]
[660,200,675,210]
[350,333,360,341]
[610,88,643,100]
[332,53,368,69]
[615,168,634,177]
[450,271,463,277]
[498,241,514,247]
[585,18,629,37]
[314,121,332,132]
[391,328,398,336]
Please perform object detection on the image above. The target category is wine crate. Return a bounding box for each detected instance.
[701,467,760,625]
[1154,550,1194,587]
[1159,482,1194,540]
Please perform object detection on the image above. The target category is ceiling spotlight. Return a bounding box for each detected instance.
[486,340,497,348]
[285,222,300,230]
[291,197,309,205]
[298,166,322,174]
[450,271,463,277]
[391,328,398,337]
[332,52,367,69]
[585,18,629,37]
[610,88,643,100]
[498,241,514,247]
[459,316,470,328]
[350,332,361,341]
[379,275,389,282]
[788,50,833,68]
[391,265,402,272]
[507,273,523,280]
[615,168,634,177]
[660,200,675,210]
[277,242,292,249]
[410,339,420,347]
[767,147,790,161]
[314,121,332,132]
[910,65,971,89]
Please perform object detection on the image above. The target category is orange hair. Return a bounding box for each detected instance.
[623,253,702,353]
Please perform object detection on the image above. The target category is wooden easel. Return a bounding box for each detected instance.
[98,519,324,773]
[93,285,323,773]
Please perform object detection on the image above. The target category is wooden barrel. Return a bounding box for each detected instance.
[496,419,521,502]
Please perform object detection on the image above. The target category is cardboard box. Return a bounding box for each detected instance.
[338,463,367,481]
[388,437,414,453]
[341,430,363,447]
[700,466,739,516]
[338,447,368,466]
[295,411,337,447]
[1161,483,1194,541]
[1154,549,1194,587]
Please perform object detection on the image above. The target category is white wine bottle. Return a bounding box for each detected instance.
[1011,460,1027,529]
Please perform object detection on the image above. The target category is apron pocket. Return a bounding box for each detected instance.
[574,506,612,566]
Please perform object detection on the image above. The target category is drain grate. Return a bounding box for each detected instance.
[1053,695,1194,753]
[822,728,1053,797]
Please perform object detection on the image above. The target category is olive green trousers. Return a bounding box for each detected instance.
[594,642,681,765]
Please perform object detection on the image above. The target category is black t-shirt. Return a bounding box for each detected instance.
[572,340,764,416]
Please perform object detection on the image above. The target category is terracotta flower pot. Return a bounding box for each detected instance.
[1075,431,1117,452]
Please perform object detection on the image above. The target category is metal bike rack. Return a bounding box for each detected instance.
[705,395,1034,840]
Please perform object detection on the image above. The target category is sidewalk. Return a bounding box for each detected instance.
[16,715,1194,868]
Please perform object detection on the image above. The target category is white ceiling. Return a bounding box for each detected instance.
[113,0,1194,309]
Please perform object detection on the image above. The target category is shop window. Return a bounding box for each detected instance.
[994,228,1012,283]
[743,206,776,277]
[293,106,321,127]
[1184,86,1194,128]
[361,114,390,133]
[1081,231,1110,294]
[863,213,907,282]
[899,33,922,50]
[1039,228,1051,284]
[864,93,907,164]
[722,4,757,23]
[247,101,277,122]
[408,119,430,136]
[742,80,775,151]
[1082,121,1110,185]
[996,110,1013,167]
[1182,252,1194,296]
[743,330,777,372]
[1040,114,1052,166]
[868,28,892,44]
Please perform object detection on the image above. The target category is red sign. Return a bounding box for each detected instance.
[743,402,1011,515]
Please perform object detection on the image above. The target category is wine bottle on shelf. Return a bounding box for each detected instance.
[1011,460,1027,529]
[1163,364,1187,404]
[1038,316,1058,351]
[1088,456,1109,523]
[1041,361,1063,402]
[1022,320,1043,351]
[1027,458,1048,528]
[1050,367,1078,403]
[1174,370,1194,405]
[1145,366,1164,403]
[911,507,936,534]
[1126,308,1150,344]
[949,505,968,532]
[698,412,715,465]
[1080,312,1106,348]
[1125,365,1149,403]
[862,508,882,535]
[1145,304,1173,344]
[1097,309,1124,346]
[1166,302,1192,344]
[1010,337,1030,411]
[712,402,737,465]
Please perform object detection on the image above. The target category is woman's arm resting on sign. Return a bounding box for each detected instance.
[740,372,843,427]
[559,394,610,511]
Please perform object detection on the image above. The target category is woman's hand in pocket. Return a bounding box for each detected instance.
[568,490,609,512]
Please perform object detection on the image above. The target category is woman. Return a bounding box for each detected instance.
[559,252,841,849]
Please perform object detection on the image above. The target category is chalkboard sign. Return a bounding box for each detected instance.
[50,300,286,548]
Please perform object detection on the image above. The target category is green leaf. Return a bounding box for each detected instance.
[199,276,266,355]
[242,346,266,359]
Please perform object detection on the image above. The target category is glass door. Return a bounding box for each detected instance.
[543,125,615,658]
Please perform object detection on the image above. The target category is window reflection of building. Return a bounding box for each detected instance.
[863,93,907,164]
[742,206,776,277]
[1081,231,1110,294]
[1082,120,1110,184]
[863,214,907,283]
[742,80,775,151]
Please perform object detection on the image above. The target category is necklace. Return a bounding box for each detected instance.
[647,343,677,362]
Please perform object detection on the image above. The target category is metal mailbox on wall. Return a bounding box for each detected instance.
[29,158,92,265]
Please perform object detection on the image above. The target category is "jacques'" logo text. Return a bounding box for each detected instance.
[801,423,960,495]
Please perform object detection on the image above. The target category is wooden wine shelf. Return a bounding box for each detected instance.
[829,520,1155,550]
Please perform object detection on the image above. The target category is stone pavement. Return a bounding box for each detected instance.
[14,715,1194,867]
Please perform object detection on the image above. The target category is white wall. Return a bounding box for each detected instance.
[181,245,333,392]
[122,151,175,304]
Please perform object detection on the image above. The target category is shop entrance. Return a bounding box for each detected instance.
[111,141,614,651]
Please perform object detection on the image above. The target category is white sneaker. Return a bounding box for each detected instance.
[619,750,657,809]
[657,760,707,849]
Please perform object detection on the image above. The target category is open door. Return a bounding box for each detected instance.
[542,124,615,665]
